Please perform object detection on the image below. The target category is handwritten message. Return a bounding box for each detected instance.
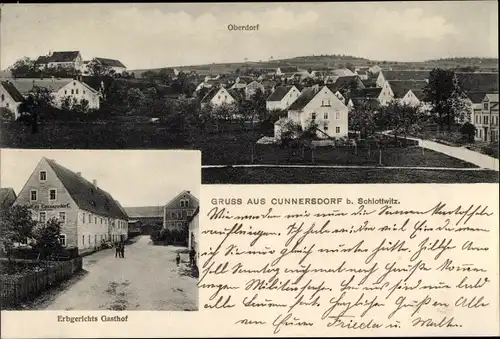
[199,186,499,336]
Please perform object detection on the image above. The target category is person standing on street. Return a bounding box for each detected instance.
[115,242,120,258]
[176,253,181,266]
[189,248,196,266]
[120,242,125,258]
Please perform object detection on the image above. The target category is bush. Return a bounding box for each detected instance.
[481,143,499,159]
[434,132,468,145]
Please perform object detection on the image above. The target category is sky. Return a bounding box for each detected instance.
[0,149,201,207]
[0,2,498,70]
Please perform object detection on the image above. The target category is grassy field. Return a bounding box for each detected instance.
[0,121,483,170]
[202,167,499,184]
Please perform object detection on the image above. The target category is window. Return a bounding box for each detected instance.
[49,189,57,201]
[475,115,479,124]
[218,95,221,100]
[83,90,86,94]
[100,218,103,224]
[73,82,76,86]
[484,116,489,124]
[484,102,489,110]
[311,112,316,120]
[82,235,85,245]
[324,112,329,119]
[187,210,193,217]
[59,212,66,223]
[336,112,340,120]
[76,89,79,95]
[5,103,8,108]
[95,216,97,224]
[83,213,86,224]
[171,212,175,218]
[39,212,46,223]
[1,94,4,101]
[324,122,329,131]
[336,126,340,133]
[65,90,67,95]
[39,171,47,181]
[177,211,183,219]
[95,234,97,244]
[71,89,74,95]
[30,190,37,201]
[88,234,91,244]
[59,234,67,247]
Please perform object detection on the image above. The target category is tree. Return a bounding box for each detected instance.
[87,58,112,77]
[0,206,37,264]
[18,86,55,132]
[349,100,377,139]
[424,68,469,131]
[0,107,15,120]
[460,122,476,143]
[31,218,63,260]
[9,57,36,78]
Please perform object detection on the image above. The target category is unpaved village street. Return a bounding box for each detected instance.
[31,236,198,311]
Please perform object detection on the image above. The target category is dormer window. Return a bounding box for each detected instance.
[39,171,47,181]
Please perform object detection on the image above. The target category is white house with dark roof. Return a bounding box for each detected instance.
[35,51,84,71]
[266,85,301,111]
[0,80,24,119]
[283,85,348,139]
[473,93,499,142]
[13,157,128,253]
[200,86,236,107]
[276,66,299,76]
[93,57,127,74]
[388,80,428,108]
[10,78,101,110]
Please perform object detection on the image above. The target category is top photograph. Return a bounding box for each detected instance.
[0,2,498,184]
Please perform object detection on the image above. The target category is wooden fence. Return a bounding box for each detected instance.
[0,257,82,307]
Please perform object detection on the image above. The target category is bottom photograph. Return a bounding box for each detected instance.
[0,149,200,311]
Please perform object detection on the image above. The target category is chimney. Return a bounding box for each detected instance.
[76,172,82,176]
[93,179,97,187]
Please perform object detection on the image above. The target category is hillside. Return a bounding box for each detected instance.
[129,55,498,78]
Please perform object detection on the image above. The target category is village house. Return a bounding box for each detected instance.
[0,187,17,212]
[281,85,349,139]
[187,206,200,263]
[348,86,394,106]
[276,66,298,76]
[200,86,236,107]
[473,93,499,142]
[163,191,199,232]
[326,76,366,100]
[35,51,84,71]
[266,85,301,111]
[455,72,499,124]
[354,69,369,80]
[368,64,382,75]
[245,80,265,99]
[12,157,128,254]
[123,206,164,235]
[387,80,428,108]
[10,77,102,110]
[376,70,430,87]
[0,80,24,119]
[347,97,381,111]
[91,57,127,75]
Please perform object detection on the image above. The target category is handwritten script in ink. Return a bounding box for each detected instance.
[199,196,497,335]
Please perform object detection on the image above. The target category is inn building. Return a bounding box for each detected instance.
[163,190,199,231]
[13,157,128,254]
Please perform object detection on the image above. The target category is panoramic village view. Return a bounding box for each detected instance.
[0,150,200,310]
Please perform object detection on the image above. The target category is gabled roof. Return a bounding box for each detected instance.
[455,72,499,94]
[35,56,51,65]
[288,87,318,111]
[326,76,364,92]
[45,158,128,220]
[350,87,382,99]
[466,92,489,103]
[165,190,199,209]
[332,68,355,77]
[388,80,428,99]
[349,97,380,110]
[485,93,499,102]
[201,87,223,103]
[1,81,24,102]
[123,206,164,218]
[10,78,73,95]
[94,57,126,68]
[46,51,81,63]
[260,80,278,88]
[412,90,426,101]
[381,70,430,81]
[267,85,295,102]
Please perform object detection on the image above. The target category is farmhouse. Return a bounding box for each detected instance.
[266,85,301,111]
[285,85,349,139]
[0,80,24,119]
[9,77,101,110]
[349,87,394,106]
[13,157,128,254]
[387,80,428,107]
[201,86,236,107]
[123,206,164,235]
[35,51,84,71]
[163,190,199,232]
[92,57,127,75]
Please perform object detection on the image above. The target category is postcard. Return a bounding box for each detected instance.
[0,2,498,338]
